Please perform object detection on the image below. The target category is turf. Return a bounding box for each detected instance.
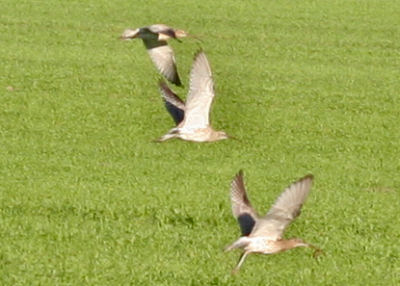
[1,0,399,285]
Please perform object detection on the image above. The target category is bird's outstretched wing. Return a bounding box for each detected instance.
[250,175,314,240]
[230,170,259,236]
[181,51,214,129]
[159,81,185,125]
[144,39,182,86]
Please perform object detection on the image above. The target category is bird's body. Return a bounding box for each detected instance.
[157,51,230,143]
[227,236,278,254]
[123,24,184,41]
[226,236,309,255]
[121,24,187,86]
[159,127,228,142]
[226,171,321,273]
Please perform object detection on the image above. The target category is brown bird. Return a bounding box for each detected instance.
[225,171,321,273]
[157,51,230,142]
[121,24,188,86]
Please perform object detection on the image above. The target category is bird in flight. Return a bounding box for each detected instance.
[226,171,321,273]
[157,51,231,142]
[121,24,188,86]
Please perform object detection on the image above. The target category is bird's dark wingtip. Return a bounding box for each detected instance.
[236,170,244,178]
[173,77,183,86]
[158,79,167,87]
[193,48,205,60]
[303,174,314,181]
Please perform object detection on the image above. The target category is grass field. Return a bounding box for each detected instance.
[1,0,400,285]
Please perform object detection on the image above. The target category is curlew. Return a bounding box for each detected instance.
[225,171,321,273]
[121,24,188,86]
[157,51,230,142]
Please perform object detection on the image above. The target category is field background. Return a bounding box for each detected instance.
[1,0,399,285]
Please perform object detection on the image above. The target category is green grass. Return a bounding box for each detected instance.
[1,0,400,285]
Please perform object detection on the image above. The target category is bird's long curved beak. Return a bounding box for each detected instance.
[185,33,203,42]
[308,244,323,258]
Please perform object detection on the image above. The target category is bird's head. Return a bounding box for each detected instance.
[174,29,188,38]
[214,130,231,141]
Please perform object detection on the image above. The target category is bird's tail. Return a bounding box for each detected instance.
[120,28,139,40]
[224,237,249,252]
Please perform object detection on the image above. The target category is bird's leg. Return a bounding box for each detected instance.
[155,130,179,142]
[232,252,249,274]
[224,237,249,252]
[154,135,170,142]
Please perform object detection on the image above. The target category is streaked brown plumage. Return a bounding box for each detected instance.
[226,171,321,273]
[157,51,230,142]
[121,24,188,86]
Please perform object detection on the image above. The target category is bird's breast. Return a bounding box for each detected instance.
[179,128,211,142]
[245,237,279,254]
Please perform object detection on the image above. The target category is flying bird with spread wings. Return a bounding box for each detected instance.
[121,24,188,86]
[157,50,231,142]
[226,171,321,273]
